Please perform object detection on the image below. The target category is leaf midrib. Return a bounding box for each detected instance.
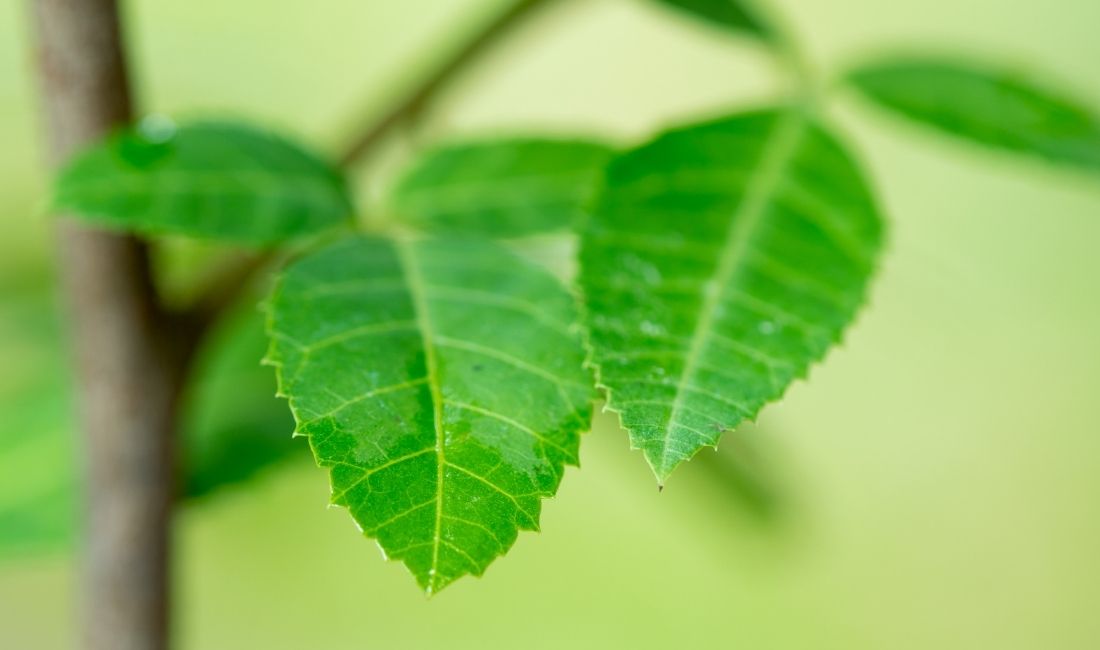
[657,111,807,480]
[394,240,447,595]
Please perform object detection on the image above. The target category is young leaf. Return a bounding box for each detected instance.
[265,235,592,593]
[845,57,1100,172]
[0,294,297,557]
[54,118,354,244]
[391,138,613,237]
[647,0,773,42]
[182,303,298,499]
[580,108,883,482]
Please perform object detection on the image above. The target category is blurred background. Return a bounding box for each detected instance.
[3,0,1100,648]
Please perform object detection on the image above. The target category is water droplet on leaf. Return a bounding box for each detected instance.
[138,114,177,143]
[639,320,665,337]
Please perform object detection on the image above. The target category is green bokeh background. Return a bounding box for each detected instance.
[2,0,1100,648]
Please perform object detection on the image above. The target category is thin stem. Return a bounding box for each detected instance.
[187,0,560,327]
[759,8,819,110]
[190,0,560,325]
[337,0,557,167]
[184,249,279,336]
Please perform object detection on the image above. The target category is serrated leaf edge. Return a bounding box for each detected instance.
[263,235,593,594]
[577,109,885,485]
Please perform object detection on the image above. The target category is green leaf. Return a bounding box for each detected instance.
[845,57,1100,172]
[648,0,774,42]
[182,301,298,499]
[54,118,355,245]
[579,108,883,482]
[0,289,80,556]
[0,294,300,558]
[391,138,613,238]
[265,235,592,593]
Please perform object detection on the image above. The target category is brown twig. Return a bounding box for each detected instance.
[337,0,557,167]
[185,249,279,334]
[192,0,559,329]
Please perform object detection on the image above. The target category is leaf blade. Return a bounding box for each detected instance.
[580,108,883,481]
[391,138,613,237]
[265,235,592,592]
[55,119,354,244]
[845,57,1100,172]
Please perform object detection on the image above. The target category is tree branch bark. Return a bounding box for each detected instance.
[337,0,556,167]
[31,1,184,649]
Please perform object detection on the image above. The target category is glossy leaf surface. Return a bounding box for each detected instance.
[846,57,1100,172]
[265,235,591,592]
[580,108,883,482]
[55,119,354,244]
[391,138,613,237]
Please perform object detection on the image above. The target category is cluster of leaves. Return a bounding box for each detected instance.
[25,0,1100,592]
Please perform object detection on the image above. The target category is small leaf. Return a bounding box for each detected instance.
[265,235,592,593]
[845,57,1100,172]
[55,118,355,244]
[647,0,773,42]
[0,297,301,558]
[182,302,298,499]
[579,108,883,482]
[391,138,613,237]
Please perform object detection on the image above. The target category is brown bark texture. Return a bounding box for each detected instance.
[31,1,187,649]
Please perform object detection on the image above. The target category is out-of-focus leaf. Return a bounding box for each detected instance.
[0,290,77,556]
[182,301,298,499]
[647,0,774,42]
[54,118,354,245]
[391,138,613,238]
[846,57,1100,172]
[693,425,785,523]
[0,290,299,558]
[579,108,883,483]
[265,235,592,593]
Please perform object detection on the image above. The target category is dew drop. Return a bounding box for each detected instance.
[622,254,662,285]
[138,114,177,143]
[639,320,665,337]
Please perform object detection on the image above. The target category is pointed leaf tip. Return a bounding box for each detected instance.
[266,235,593,591]
[846,57,1100,173]
[580,107,883,480]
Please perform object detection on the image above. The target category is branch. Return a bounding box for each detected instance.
[32,2,179,649]
[184,249,278,336]
[337,0,557,167]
